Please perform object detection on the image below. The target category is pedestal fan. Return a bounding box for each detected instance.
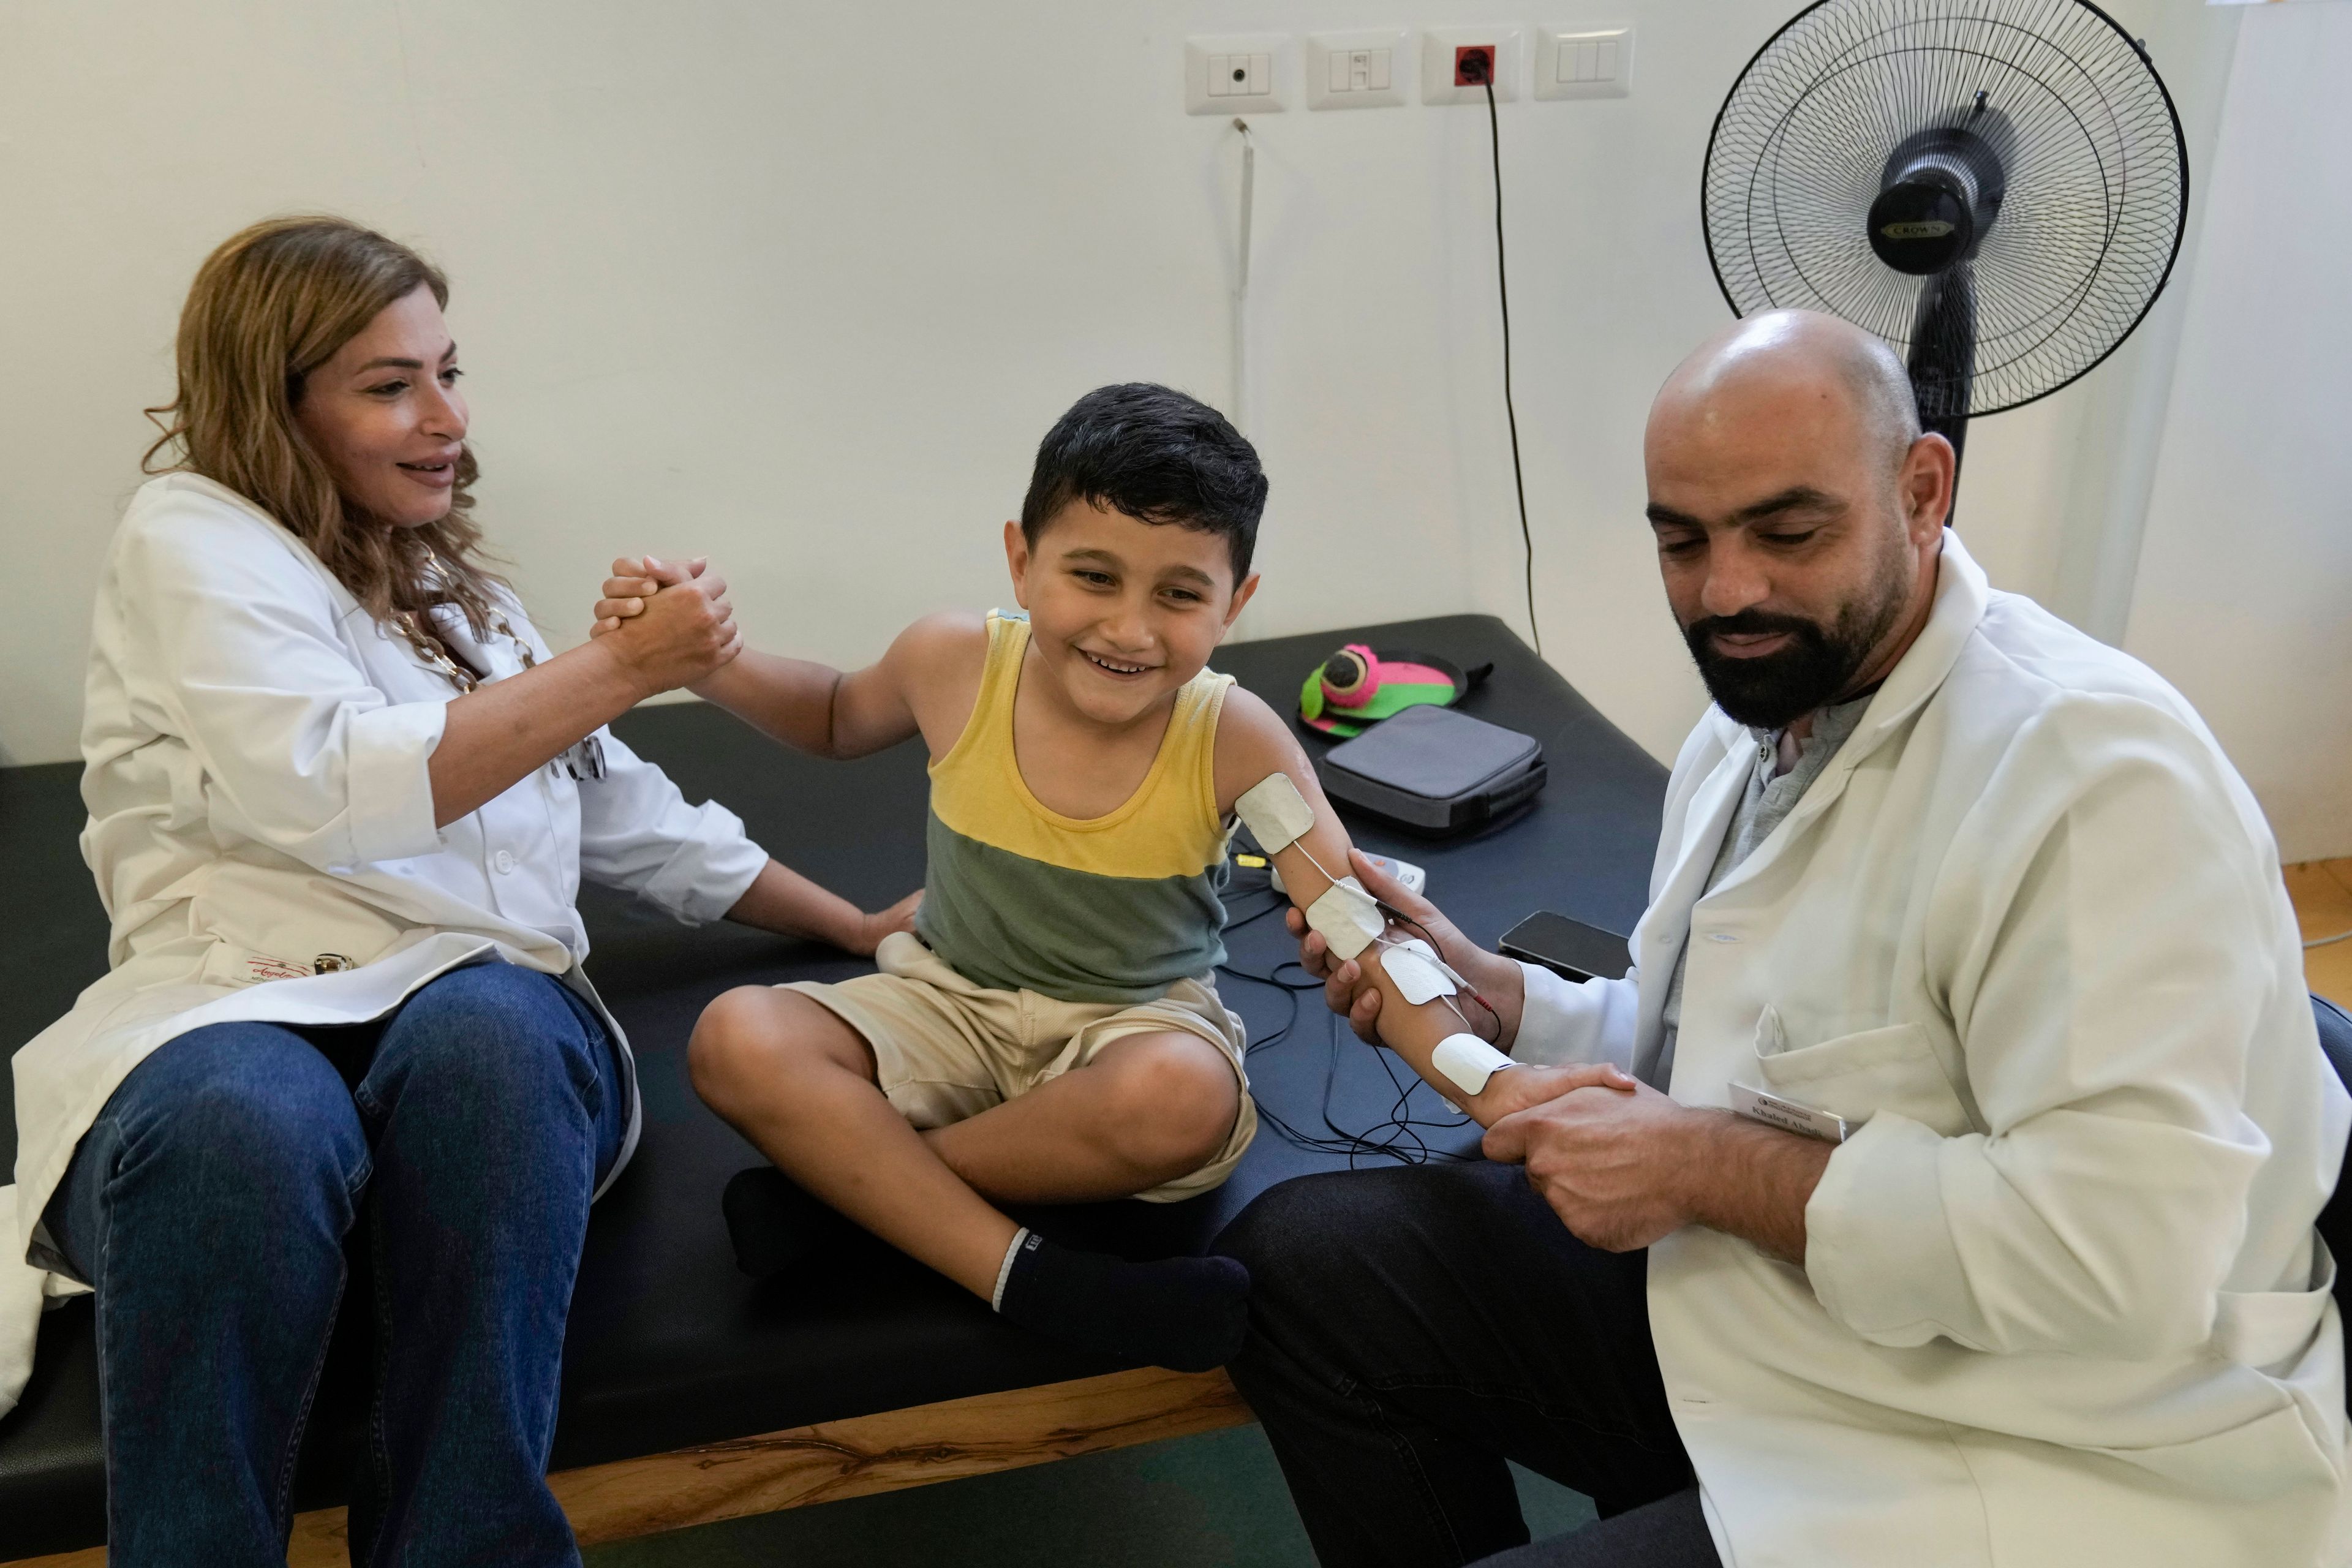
[1702,0,2188,487]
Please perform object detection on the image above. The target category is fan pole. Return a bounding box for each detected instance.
[1907,267,1976,511]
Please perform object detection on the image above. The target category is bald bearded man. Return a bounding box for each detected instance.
[1219,311,2348,1567]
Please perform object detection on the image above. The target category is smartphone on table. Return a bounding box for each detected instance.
[1498,911,1632,984]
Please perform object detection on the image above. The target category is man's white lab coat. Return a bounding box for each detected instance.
[1,473,767,1422]
[1514,530,2350,1566]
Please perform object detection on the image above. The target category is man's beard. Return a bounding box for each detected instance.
[1682,552,1910,730]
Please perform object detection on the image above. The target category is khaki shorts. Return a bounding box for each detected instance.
[782,931,1256,1202]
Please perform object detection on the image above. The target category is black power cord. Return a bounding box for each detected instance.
[1461,51,1542,660]
[1217,865,1479,1167]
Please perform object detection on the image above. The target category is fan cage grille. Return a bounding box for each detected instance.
[1703,0,2186,420]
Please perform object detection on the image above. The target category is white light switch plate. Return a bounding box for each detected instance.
[1536,24,1634,99]
[1305,28,1409,110]
[1187,34,1290,116]
[1420,24,1527,106]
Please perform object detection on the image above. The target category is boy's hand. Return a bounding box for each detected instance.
[591,555,706,638]
[1472,1061,1636,1123]
[848,889,924,958]
[1287,848,1526,1050]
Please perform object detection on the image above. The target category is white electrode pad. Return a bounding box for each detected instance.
[1270,853,1425,899]
[1431,1033,1515,1097]
[1378,938,1458,1006]
[1235,772,1316,853]
[1306,876,1384,961]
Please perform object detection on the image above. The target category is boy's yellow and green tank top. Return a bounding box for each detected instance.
[914,611,1233,1004]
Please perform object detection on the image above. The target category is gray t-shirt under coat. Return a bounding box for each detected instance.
[1651,693,1873,1090]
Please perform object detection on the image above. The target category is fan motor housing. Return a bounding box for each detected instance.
[1868,125,2007,275]
[1703,0,2190,426]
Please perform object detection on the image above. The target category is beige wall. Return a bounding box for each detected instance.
[0,1,2234,785]
[2121,0,2352,862]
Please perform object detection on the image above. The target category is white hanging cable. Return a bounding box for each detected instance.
[1231,117,1255,434]
[2302,865,2352,947]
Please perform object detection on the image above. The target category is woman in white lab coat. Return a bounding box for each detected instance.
[0,216,913,1565]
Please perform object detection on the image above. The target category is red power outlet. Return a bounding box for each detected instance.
[1454,44,1496,86]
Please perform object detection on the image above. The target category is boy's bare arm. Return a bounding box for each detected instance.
[1214,692,1629,1126]
[596,564,973,759]
[687,650,870,755]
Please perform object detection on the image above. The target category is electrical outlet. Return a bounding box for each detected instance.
[1422,26,1525,105]
[1454,45,1494,86]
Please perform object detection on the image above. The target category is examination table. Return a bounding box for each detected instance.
[0,616,1669,1561]
[10,614,2343,1562]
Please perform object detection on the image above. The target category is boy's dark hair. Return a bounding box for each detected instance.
[1020,383,1267,584]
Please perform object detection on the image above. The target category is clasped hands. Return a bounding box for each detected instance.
[1289,850,1725,1254]
[582,555,742,698]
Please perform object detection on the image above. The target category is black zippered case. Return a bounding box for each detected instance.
[1315,703,1547,837]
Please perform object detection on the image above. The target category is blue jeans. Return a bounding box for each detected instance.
[44,961,627,1567]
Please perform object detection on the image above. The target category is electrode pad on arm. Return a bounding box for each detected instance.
[1235,772,1316,853]
[1379,938,1459,1006]
[1306,876,1384,962]
[1431,1033,1516,1097]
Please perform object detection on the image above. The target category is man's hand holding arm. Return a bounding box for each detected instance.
[1279,842,1646,1123]
[1483,1084,1832,1261]
[1284,850,1640,1125]
[1293,853,1830,1256]
[1224,704,1631,1126]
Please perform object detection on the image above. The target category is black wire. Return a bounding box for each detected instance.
[1483,74,1541,660]
[1218,869,1476,1166]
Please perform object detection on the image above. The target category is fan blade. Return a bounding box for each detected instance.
[1700,0,2190,420]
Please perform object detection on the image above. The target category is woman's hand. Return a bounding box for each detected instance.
[1286,849,1527,1050]
[848,890,924,958]
[589,556,740,698]
[725,863,922,958]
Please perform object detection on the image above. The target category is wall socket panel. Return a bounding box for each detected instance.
[1189,28,1624,114]
[1305,28,1410,110]
[1421,25,1527,105]
[1186,34,1290,115]
[1536,24,1635,99]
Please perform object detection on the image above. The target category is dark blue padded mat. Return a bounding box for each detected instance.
[0,614,1665,1554]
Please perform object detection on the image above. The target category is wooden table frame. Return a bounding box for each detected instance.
[7,1366,1253,1567]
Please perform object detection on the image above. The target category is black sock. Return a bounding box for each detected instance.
[993,1231,1251,1373]
[722,1165,859,1279]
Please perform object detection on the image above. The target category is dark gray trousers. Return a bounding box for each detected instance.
[1219,1161,1720,1568]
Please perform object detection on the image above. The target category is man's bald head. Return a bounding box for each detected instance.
[1654,309,1921,476]
[1642,309,1951,730]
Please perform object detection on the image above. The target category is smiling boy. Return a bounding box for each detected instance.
[604,385,1322,1370]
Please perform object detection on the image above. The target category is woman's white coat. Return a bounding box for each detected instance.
[1,474,766,1418]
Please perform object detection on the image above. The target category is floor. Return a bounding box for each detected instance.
[2289,859,2352,1008]
[582,1424,1596,1567]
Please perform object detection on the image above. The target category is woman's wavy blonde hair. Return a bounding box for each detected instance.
[144,216,506,646]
